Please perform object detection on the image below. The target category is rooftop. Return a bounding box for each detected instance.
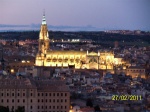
[0,77,70,92]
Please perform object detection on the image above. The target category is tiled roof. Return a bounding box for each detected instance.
[0,78,70,92]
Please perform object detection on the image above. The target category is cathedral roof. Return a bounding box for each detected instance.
[88,51,98,55]
[47,50,86,55]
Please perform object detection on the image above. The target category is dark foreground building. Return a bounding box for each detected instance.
[0,77,70,112]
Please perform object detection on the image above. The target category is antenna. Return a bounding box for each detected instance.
[43,9,45,16]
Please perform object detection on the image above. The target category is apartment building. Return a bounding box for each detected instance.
[0,77,70,112]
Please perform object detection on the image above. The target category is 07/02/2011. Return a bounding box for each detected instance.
[112,95,142,101]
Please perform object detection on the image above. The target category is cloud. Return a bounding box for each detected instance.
[0,24,100,31]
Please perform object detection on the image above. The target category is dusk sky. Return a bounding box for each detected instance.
[1,0,150,31]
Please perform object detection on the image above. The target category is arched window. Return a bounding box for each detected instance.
[75,59,80,63]
[70,59,74,63]
[64,58,68,62]
[52,58,57,62]
[58,58,62,62]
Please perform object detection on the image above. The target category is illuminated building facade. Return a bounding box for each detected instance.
[35,14,122,70]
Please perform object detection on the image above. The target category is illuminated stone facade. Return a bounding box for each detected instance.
[35,15,122,70]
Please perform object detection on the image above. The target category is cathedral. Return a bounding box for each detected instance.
[35,14,123,70]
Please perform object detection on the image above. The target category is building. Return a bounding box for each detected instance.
[0,77,70,112]
[35,14,123,70]
[126,66,146,78]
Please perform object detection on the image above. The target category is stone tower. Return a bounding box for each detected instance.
[38,13,50,55]
[36,13,50,66]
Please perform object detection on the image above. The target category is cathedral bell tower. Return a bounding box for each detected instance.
[36,12,50,66]
[38,12,50,57]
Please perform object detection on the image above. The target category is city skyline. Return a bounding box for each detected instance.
[0,0,150,31]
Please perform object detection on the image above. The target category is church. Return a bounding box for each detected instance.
[35,14,123,70]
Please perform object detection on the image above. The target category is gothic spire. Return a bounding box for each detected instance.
[42,10,46,25]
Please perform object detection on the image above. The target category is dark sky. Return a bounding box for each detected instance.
[1,0,150,31]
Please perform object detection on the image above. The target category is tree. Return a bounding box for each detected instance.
[15,106,25,112]
[86,98,93,107]
[94,105,101,112]
[0,106,9,112]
